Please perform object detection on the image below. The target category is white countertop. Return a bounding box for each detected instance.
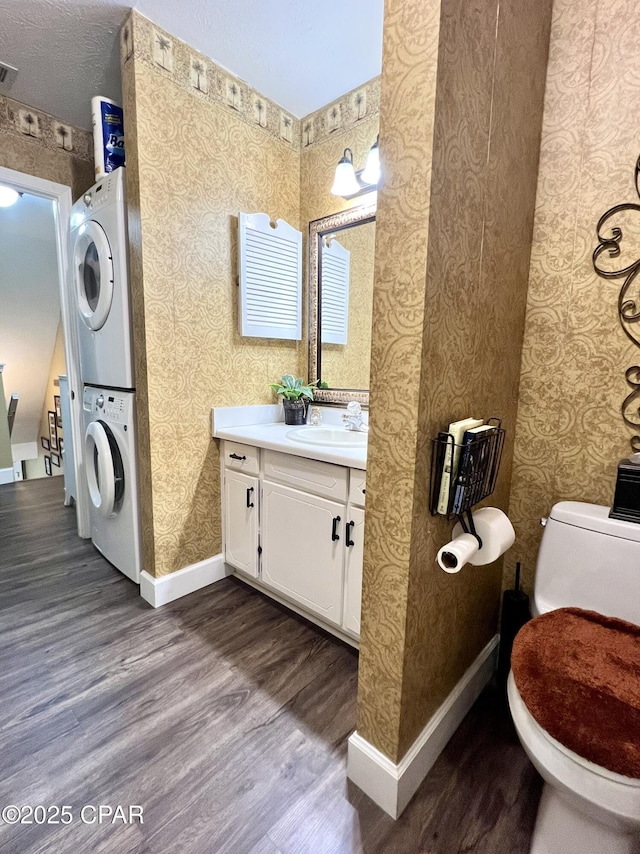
[212,405,367,470]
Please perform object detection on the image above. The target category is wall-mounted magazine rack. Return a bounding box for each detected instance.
[429,419,505,545]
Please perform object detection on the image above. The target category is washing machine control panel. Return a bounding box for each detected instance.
[104,394,126,421]
[71,169,123,226]
[83,388,128,422]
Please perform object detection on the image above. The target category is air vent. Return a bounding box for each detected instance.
[0,62,18,90]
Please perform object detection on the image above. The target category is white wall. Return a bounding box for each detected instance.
[0,366,13,473]
[0,192,62,446]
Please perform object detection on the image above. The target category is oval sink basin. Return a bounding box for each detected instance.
[286,426,367,448]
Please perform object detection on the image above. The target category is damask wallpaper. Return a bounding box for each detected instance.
[121,12,383,577]
[0,95,93,199]
[357,0,552,762]
[122,12,302,577]
[506,0,640,596]
[356,0,443,762]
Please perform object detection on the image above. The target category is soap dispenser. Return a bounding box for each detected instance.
[309,407,323,426]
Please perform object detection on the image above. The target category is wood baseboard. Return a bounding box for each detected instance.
[347,634,499,818]
[140,553,229,607]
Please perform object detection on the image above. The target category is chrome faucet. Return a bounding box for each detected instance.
[342,401,369,432]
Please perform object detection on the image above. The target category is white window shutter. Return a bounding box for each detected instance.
[238,212,302,340]
[321,237,350,345]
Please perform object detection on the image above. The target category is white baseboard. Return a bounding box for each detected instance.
[0,467,14,484]
[347,633,499,818]
[140,553,230,607]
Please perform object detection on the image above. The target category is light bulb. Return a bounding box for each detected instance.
[361,136,380,187]
[0,186,20,207]
[331,149,360,197]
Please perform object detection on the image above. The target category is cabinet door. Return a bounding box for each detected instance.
[261,481,344,626]
[343,506,365,636]
[224,470,259,577]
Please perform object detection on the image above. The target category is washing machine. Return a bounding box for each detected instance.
[83,384,141,583]
[71,168,134,389]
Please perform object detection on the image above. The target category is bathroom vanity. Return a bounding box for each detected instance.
[213,407,367,645]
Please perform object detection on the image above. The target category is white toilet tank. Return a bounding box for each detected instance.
[534,501,640,625]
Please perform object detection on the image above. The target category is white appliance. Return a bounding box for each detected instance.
[83,384,141,583]
[508,502,640,854]
[71,168,134,389]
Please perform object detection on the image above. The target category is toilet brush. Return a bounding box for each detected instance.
[498,562,530,694]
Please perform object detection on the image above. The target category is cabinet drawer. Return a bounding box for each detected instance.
[263,449,347,502]
[349,471,366,507]
[223,441,259,475]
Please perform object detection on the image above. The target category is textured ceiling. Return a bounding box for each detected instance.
[0,0,384,131]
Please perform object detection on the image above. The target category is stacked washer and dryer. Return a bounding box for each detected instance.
[70,168,142,584]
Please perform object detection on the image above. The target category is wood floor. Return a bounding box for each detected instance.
[0,477,541,854]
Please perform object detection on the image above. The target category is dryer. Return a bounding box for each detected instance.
[83,385,141,583]
[71,168,134,389]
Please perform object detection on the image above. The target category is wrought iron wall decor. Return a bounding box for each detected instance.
[593,155,640,452]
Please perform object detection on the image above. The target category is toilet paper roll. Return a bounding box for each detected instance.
[437,533,479,574]
[437,507,516,574]
[91,96,125,179]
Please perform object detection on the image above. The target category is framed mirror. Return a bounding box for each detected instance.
[308,201,376,405]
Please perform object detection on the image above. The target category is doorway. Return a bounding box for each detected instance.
[0,166,89,538]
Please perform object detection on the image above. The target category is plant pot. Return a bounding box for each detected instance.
[282,399,308,426]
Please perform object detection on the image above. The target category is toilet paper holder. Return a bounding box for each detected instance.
[429,418,506,545]
[457,507,483,548]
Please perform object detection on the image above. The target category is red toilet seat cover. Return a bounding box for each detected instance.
[511,607,640,779]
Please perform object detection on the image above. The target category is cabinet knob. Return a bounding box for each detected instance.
[246,487,254,508]
[331,515,341,542]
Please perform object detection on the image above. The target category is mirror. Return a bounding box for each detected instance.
[308,201,376,405]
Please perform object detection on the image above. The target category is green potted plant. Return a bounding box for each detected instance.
[269,375,315,425]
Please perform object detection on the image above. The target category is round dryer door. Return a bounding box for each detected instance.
[74,221,114,331]
[85,420,125,518]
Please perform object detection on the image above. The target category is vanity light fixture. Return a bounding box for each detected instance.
[0,185,20,207]
[330,148,361,197]
[361,135,380,186]
[331,136,380,199]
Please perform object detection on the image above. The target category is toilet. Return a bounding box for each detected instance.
[507,501,640,854]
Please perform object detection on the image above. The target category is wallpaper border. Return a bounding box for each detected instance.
[301,78,381,150]
[0,96,93,163]
[121,11,380,155]
[121,11,301,151]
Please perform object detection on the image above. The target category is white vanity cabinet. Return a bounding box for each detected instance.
[261,481,345,626]
[261,449,348,627]
[344,507,365,635]
[222,442,260,578]
[220,439,366,642]
[343,467,366,634]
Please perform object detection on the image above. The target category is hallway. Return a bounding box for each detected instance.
[0,478,540,853]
